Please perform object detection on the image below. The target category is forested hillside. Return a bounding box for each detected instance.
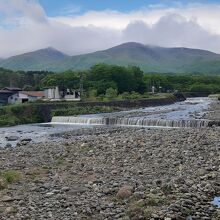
[1,43,220,74]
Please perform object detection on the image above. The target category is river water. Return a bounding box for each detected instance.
[0,97,218,148]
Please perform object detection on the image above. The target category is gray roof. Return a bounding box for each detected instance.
[2,87,22,91]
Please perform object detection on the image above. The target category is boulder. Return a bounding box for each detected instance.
[116,185,134,199]
[5,136,19,141]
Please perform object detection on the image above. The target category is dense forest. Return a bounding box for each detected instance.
[0,68,50,90]
[1,64,220,100]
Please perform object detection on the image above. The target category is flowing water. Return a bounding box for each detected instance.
[51,97,217,128]
[212,197,220,208]
[0,97,218,148]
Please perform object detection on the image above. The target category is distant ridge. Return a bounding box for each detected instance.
[1,42,220,74]
[0,47,69,71]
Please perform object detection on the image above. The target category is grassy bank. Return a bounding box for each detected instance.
[0,104,43,127]
[0,104,123,127]
[52,106,121,117]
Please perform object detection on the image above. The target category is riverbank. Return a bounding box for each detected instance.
[0,126,219,219]
[0,94,180,127]
[203,102,220,120]
[202,101,220,126]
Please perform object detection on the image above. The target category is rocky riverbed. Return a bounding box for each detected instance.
[203,102,220,122]
[0,125,219,220]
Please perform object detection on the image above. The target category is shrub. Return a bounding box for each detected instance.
[105,87,118,100]
[130,91,141,99]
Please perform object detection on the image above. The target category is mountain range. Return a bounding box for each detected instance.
[1,42,220,74]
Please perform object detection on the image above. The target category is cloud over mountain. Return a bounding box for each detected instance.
[1,0,220,57]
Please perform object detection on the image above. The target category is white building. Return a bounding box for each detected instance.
[44,86,80,101]
[8,91,44,104]
[44,87,60,100]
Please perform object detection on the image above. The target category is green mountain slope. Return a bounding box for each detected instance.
[1,42,220,74]
[48,42,220,74]
[0,47,69,71]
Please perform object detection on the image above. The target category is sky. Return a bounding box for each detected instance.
[1,0,220,57]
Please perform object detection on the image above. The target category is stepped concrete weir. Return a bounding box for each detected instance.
[51,116,213,128]
[51,98,219,128]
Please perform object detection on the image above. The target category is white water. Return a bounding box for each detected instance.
[51,97,217,128]
[51,117,210,128]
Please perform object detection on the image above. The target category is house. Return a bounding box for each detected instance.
[8,91,44,104]
[0,87,22,105]
[44,86,80,101]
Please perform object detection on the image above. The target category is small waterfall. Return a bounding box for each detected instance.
[51,116,211,128]
[116,118,210,128]
[51,116,106,125]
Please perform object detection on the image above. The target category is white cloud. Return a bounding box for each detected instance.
[0,0,47,26]
[123,15,220,52]
[53,3,220,34]
[1,0,220,58]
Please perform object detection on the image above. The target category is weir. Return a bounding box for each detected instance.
[51,116,212,128]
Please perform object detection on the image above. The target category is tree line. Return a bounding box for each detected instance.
[1,64,220,99]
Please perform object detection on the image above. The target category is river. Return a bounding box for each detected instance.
[0,97,218,148]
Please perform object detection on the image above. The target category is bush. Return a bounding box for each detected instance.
[121,92,130,100]
[87,89,98,101]
[130,91,142,99]
[190,83,220,93]
[105,87,118,100]
[0,104,44,127]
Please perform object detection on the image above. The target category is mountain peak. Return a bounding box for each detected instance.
[28,47,68,57]
[41,47,62,52]
[0,47,69,71]
[108,42,145,50]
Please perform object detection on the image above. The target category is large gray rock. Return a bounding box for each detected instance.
[5,136,19,141]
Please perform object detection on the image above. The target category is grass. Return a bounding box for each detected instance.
[0,170,21,184]
[126,199,155,219]
[52,106,121,117]
[125,193,170,219]
[145,193,169,206]
[56,157,66,166]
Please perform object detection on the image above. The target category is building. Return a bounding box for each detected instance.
[8,91,44,104]
[44,87,60,100]
[44,86,80,101]
[0,87,22,105]
[0,86,80,105]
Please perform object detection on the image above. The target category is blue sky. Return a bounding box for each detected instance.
[39,0,220,16]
